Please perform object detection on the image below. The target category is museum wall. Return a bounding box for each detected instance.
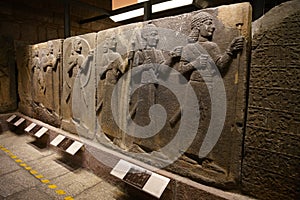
[1,0,300,199]
[0,0,114,43]
[243,0,300,199]
[0,0,116,113]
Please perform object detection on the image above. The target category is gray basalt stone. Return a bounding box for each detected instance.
[19,2,252,190]
[61,33,96,139]
[16,42,33,116]
[244,0,300,199]
[29,39,63,127]
[91,2,251,189]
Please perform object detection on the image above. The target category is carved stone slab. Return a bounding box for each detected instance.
[19,39,63,127]
[61,33,96,139]
[92,2,251,189]
[244,1,300,199]
[16,2,252,191]
[28,40,62,127]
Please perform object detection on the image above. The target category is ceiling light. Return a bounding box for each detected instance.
[152,0,194,13]
[110,0,194,22]
[110,8,144,22]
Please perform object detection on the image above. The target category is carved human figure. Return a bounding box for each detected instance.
[176,11,244,172]
[96,36,125,143]
[101,36,124,85]
[40,41,60,111]
[64,38,85,120]
[31,47,44,104]
[179,11,244,75]
[129,23,181,151]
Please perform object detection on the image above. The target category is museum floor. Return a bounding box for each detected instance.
[0,113,257,200]
[0,130,132,200]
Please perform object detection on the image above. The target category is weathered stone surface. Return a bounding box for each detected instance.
[0,36,17,113]
[94,23,144,149]
[61,33,96,138]
[243,0,300,199]
[29,39,63,127]
[15,2,252,191]
[90,2,251,189]
[16,39,62,126]
[16,41,34,116]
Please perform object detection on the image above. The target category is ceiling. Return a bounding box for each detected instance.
[0,0,291,27]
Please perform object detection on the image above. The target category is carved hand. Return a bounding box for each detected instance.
[88,50,94,55]
[228,36,244,55]
[144,56,152,64]
[57,52,61,60]
[74,58,78,65]
[170,46,183,58]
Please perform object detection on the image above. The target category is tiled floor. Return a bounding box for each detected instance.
[0,130,129,200]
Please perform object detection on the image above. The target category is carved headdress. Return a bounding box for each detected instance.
[189,12,213,43]
[72,37,82,52]
[141,23,158,40]
[191,12,213,29]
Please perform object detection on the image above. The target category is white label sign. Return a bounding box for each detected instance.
[111,159,170,198]
[34,127,48,138]
[6,115,17,122]
[14,118,25,126]
[25,123,37,132]
[50,134,66,146]
[66,141,84,155]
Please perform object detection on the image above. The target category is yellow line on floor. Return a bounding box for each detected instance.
[0,143,74,200]
[56,190,66,195]
[48,184,57,189]
[35,174,44,179]
[41,179,50,184]
[64,196,74,200]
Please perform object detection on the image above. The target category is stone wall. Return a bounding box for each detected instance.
[243,1,300,199]
[16,2,252,191]
[0,0,115,43]
[0,36,17,113]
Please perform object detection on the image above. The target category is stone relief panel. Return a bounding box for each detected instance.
[95,28,128,147]
[16,2,251,191]
[88,3,251,189]
[0,36,17,113]
[29,40,62,127]
[62,33,96,138]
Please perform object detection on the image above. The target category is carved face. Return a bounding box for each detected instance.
[73,40,82,53]
[48,42,54,54]
[199,19,215,38]
[103,41,109,53]
[33,49,39,57]
[109,37,117,50]
[146,30,159,48]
